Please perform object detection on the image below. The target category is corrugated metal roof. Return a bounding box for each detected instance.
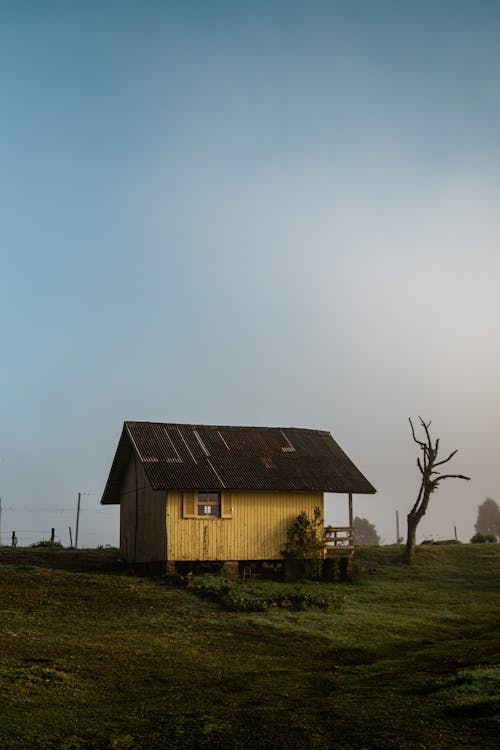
[100,421,376,504]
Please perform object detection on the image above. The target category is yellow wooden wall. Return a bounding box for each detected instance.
[119,456,167,563]
[166,490,323,561]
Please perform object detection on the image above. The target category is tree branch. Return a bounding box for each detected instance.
[434,473,471,483]
[433,449,458,467]
[419,417,433,449]
[409,418,427,449]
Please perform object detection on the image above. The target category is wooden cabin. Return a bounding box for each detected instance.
[100,421,376,574]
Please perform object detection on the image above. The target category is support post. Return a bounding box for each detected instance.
[396,509,400,544]
[348,493,353,529]
[50,528,55,544]
[339,555,354,581]
[165,560,176,576]
[69,526,73,548]
[223,560,239,581]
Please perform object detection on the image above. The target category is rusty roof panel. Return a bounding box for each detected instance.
[101,421,376,504]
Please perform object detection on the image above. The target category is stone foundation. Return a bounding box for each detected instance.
[223,560,239,581]
[165,560,176,576]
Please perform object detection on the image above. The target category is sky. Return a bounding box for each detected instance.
[1,0,499,547]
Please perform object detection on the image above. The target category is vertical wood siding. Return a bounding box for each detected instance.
[119,456,167,563]
[166,491,323,561]
[119,458,136,562]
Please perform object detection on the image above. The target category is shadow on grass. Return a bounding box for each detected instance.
[0,547,124,575]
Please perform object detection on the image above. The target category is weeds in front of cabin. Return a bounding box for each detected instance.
[164,573,344,611]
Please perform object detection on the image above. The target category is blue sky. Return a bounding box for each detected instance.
[1,1,499,546]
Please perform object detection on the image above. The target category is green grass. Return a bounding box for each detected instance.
[167,573,343,610]
[0,544,498,749]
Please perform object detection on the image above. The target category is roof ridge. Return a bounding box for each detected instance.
[123,420,330,434]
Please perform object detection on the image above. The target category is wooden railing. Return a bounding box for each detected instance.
[324,526,354,556]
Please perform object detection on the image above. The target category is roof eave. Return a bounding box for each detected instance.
[100,424,134,505]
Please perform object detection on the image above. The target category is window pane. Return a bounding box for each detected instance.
[199,492,219,504]
[197,492,221,517]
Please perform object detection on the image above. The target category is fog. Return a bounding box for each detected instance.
[1,1,499,547]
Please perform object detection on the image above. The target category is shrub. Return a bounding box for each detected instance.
[284,507,325,559]
[470,532,498,544]
[30,540,64,549]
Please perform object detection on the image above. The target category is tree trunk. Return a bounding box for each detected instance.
[406,417,470,563]
[405,513,418,562]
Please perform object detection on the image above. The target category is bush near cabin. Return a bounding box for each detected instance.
[284,507,325,559]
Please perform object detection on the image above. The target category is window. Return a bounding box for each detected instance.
[182,491,232,519]
[197,492,221,517]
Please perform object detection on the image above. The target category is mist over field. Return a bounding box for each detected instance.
[1,1,499,547]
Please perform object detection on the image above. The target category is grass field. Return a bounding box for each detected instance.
[0,544,498,749]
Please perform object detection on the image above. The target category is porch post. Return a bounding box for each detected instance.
[348,493,353,529]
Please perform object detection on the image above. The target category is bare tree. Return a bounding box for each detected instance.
[406,417,470,562]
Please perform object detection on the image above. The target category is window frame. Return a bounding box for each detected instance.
[182,491,233,519]
[196,491,221,518]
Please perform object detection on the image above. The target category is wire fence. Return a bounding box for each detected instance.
[0,496,118,548]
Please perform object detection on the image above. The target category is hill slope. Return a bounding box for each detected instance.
[0,544,499,749]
